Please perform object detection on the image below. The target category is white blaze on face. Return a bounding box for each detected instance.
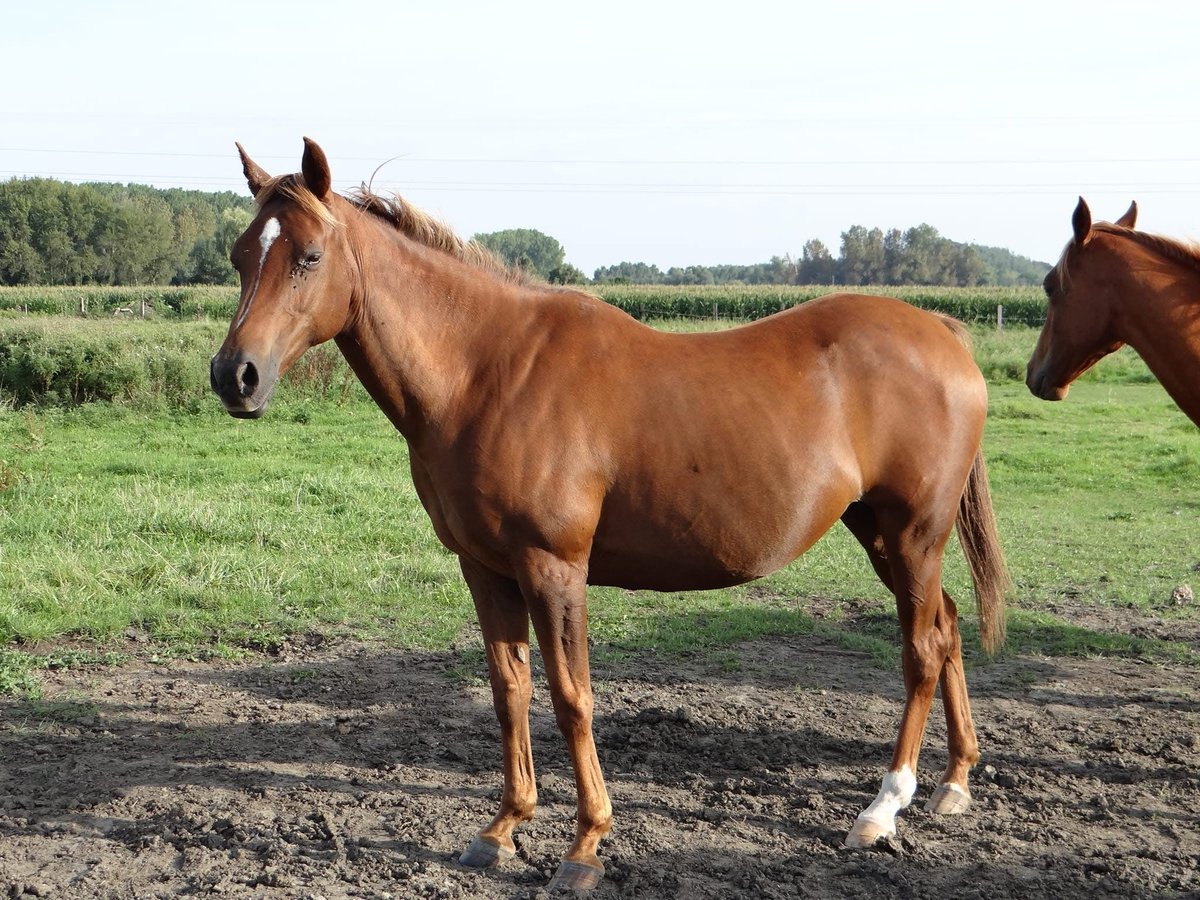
[234,216,281,330]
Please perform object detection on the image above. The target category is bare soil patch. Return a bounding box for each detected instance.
[2,635,1198,899]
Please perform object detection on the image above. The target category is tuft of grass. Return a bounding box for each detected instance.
[0,647,128,699]
[1001,609,1196,664]
[0,650,40,696]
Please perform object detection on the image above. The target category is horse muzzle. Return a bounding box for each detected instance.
[1025,363,1069,401]
[210,350,278,418]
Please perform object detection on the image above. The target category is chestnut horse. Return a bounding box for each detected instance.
[1028,197,1200,426]
[211,139,1009,891]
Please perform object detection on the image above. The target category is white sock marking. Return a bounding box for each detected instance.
[856,765,917,832]
[234,216,281,329]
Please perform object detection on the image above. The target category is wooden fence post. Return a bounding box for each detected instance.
[997,304,1004,330]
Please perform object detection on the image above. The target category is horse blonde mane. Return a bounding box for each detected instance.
[251,173,538,286]
[347,187,537,285]
[254,174,340,227]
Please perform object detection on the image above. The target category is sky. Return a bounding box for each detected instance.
[3,0,1200,275]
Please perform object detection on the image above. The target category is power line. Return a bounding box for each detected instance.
[2,168,1197,197]
[3,146,1200,167]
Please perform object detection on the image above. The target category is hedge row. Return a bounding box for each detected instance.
[0,284,1048,326]
[0,286,237,319]
[596,284,1047,326]
[0,319,355,409]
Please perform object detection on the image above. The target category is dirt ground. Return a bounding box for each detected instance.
[2,628,1198,899]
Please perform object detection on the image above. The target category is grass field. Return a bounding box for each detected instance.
[2,316,1197,695]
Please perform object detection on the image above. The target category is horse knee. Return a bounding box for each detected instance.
[492,681,532,727]
[551,690,594,737]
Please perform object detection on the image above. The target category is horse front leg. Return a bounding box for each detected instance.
[457,558,538,869]
[518,549,612,891]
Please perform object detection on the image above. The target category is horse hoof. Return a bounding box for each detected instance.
[547,859,604,891]
[924,783,971,815]
[844,816,894,849]
[459,835,514,869]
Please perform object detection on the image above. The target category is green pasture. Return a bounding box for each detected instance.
[1,313,1197,695]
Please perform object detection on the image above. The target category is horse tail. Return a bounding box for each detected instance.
[935,313,974,350]
[956,449,1010,655]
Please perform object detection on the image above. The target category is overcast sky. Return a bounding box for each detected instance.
[3,0,1199,274]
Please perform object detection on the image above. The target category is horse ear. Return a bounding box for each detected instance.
[301,137,332,200]
[1072,196,1092,245]
[236,142,270,196]
[1115,200,1138,229]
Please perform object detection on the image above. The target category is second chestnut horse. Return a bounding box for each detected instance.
[1028,197,1200,427]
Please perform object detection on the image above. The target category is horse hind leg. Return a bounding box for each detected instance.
[841,500,978,847]
[457,559,538,869]
[924,588,979,816]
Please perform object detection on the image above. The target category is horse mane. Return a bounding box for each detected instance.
[1054,221,1200,291]
[253,174,340,228]
[252,174,541,287]
[1092,223,1200,277]
[347,186,544,286]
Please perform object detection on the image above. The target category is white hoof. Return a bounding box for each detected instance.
[845,814,895,849]
[846,765,915,848]
[924,782,971,815]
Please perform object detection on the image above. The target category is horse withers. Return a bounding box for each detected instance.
[211,138,1009,891]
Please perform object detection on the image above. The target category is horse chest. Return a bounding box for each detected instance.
[408,453,576,574]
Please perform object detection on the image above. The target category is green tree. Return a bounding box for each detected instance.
[548,262,586,284]
[798,239,837,284]
[767,254,797,285]
[0,238,43,284]
[593,261,664,283]
[665,265,716,285]
[901,223,948,284]
[839,226,885,285]
[472,228,566,280]
[952,244,985,286]
[972,244,1050,285]
[188,206,252,285]
[882,228,907,285]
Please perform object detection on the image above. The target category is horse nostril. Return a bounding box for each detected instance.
[209,357,219,393]
[237,361,260,397]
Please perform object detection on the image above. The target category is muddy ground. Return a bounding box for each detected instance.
[2,627,1198,899]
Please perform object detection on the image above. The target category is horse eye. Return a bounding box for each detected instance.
[302,250,323,268]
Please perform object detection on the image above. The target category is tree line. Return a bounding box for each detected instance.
[593,225,1047,287]
[0,178,253,286]
[0,177,1046,288]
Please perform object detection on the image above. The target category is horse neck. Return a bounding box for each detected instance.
[334,223,529,442]
[1103,236,1200,421]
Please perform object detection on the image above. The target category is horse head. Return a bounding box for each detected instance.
[210,138,356,418]
[1026,197,1137,400]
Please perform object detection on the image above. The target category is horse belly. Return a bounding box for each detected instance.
[587,462,857,592]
